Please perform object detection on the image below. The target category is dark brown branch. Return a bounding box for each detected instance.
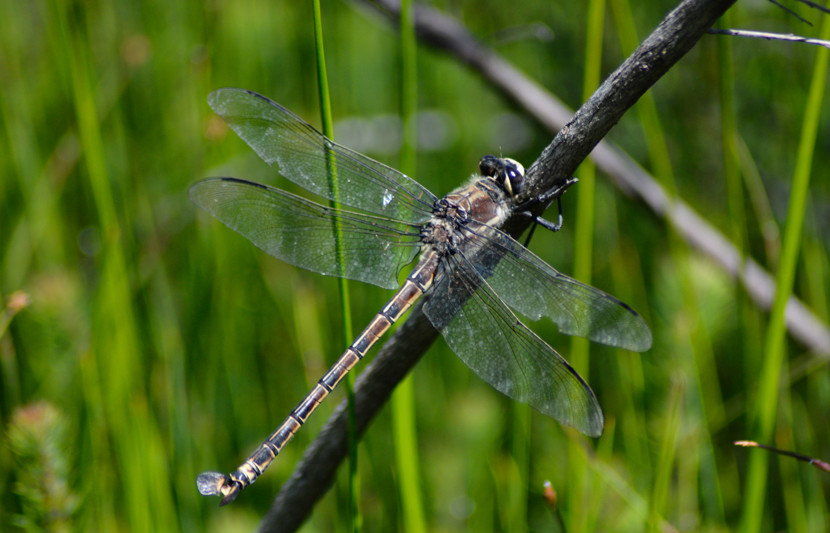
[383,0,830,352]
[524,0,738,199]
[372,0,736,203]
[260,0,737,530]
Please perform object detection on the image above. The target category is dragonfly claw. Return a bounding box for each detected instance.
[197,471,243,505]
[219,481,243,506]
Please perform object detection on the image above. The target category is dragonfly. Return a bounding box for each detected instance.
[192,88,652,505]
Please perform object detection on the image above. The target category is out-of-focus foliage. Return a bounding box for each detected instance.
[0,1,827,531]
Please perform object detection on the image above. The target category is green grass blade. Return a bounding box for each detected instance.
[53,2,177,529]
[392,1,427,532]
[648,378,683,533]
[567,0,604,531]
[611,0,726,526]
[311,1,359,530]
[740,13,830,533]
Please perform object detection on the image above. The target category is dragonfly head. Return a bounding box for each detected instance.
[478,155,525,198]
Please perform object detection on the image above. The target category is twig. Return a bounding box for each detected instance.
[768,0,812,25]
[734,441,830,473]
[708,28,830,49]
[259,0,739,531]
[795,0,830,16]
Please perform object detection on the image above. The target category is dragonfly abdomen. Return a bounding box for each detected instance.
[197,250,441,505]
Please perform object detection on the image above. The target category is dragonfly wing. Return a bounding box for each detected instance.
[457,223,652,352]
[424,251,604,437]
[208,88,437,222]
[190,177,422,290]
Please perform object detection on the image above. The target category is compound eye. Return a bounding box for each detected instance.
[504,161,524,196]
[478,155,499,178]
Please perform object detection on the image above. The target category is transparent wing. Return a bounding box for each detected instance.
[190,177,423,290]
[424,250,603,437]
[208,88,437,222]
[455,222,652,352]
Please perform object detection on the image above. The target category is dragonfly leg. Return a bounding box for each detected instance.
[529,175,579,206]
[519,196,564,246]
[532,197,563,232]
[515,176,575,246]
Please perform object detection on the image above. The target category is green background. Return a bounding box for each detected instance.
[1,1,828,531]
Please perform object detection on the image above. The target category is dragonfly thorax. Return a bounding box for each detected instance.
[421,198,469,254]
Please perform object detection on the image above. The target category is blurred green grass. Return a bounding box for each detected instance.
[1,1,829,531]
